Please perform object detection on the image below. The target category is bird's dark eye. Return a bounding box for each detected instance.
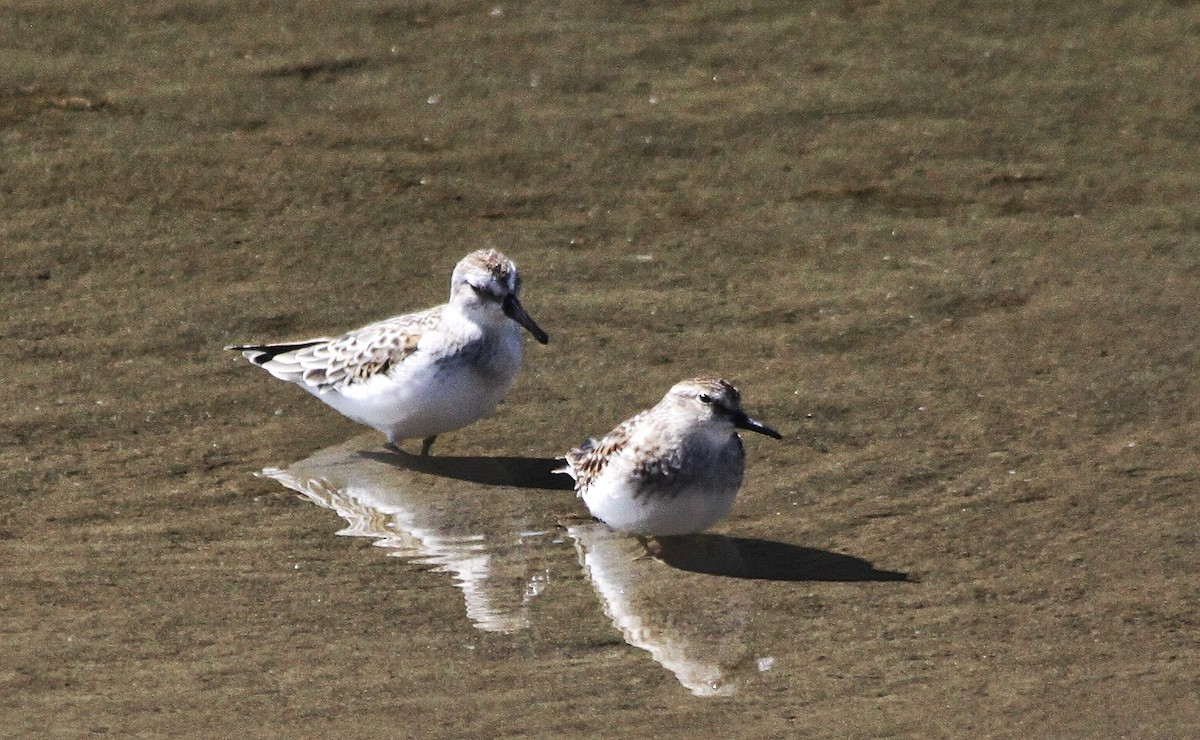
[698,393,713,404]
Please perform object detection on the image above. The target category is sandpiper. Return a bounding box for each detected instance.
[558,377,780,536]
[228,249,548,454]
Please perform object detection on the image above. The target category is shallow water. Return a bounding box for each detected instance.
[7,1,1199,736]
[263,435,906,698]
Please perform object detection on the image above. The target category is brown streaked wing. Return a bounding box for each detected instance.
[566,411,648,490]
[298,309,440,393]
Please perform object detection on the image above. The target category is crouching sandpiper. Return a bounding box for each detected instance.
[558,377,780,536]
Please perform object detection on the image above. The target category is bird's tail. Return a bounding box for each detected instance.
[552,438,598,480]
[225,339,329,385]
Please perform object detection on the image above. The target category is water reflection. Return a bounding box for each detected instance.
[260,436,907,696]
[261,437,567,634]
[567,526,907,696]
[565,521,759,697]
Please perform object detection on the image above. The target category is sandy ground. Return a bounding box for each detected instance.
[3,1,1198,736]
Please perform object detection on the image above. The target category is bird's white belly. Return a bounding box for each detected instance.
[315,340,521,442]
[582,474,740,536]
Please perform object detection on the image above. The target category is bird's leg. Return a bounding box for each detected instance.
[635,535,664,561]
[420,435,437,456]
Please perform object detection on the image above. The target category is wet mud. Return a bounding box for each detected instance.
[4,1,1198,736]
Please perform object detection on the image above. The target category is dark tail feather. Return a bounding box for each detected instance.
[226,340,325,365]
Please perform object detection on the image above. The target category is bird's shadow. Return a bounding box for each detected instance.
[357,448,907,583]
[358,447,574,491]
[650,534,911,583]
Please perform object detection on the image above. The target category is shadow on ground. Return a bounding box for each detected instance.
[651,534,910,583]
[359,448,574,491]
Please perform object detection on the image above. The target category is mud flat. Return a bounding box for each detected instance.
[3,2,1197,736]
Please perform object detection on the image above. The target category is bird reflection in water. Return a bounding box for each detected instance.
[258,435,907,697]
[261,436,566,634]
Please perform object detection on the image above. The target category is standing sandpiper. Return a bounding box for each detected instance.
[228,249,548,455]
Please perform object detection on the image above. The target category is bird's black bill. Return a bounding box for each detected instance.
[502,294,549,344]
[733,411,782,439]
